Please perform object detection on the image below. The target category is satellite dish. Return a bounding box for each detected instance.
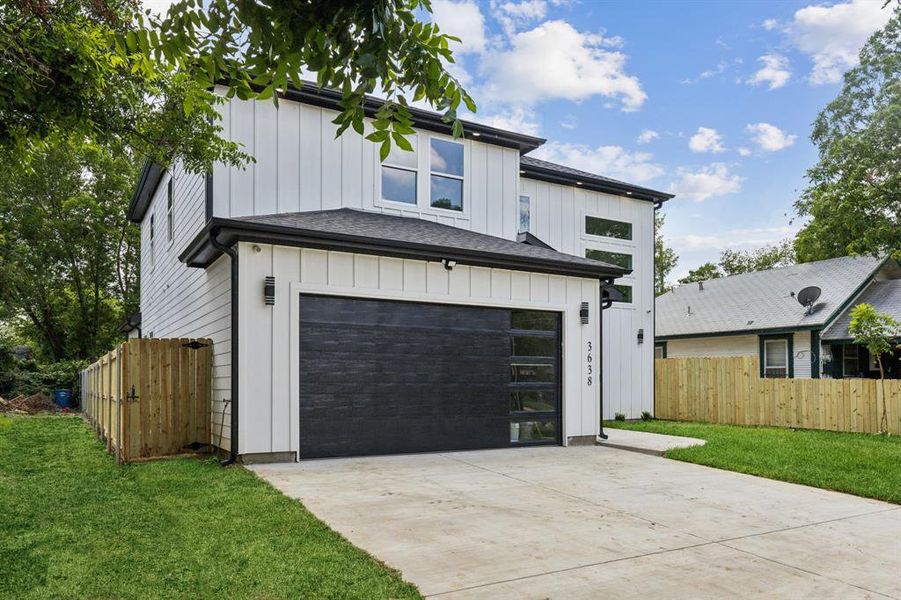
[797,286,821,314]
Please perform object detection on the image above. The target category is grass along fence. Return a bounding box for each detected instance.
[655,357,901,435]
[80,338,212,462]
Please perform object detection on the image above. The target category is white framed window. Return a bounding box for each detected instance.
[166,178,174,243]
[380,138,418,206]
[149,214,155,268]
[585,215,632,240]
[519,195,530,234]
[763,338,789,378]
[429,138,464,212]
[654,344,666,359]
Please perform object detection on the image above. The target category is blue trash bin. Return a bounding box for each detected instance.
[53,389,72,408]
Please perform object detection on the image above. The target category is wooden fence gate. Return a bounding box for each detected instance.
[655,357,901,435]
[80,338,212,462]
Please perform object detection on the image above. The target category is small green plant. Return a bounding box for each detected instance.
[641,411,653,421]
[614,412,626,421]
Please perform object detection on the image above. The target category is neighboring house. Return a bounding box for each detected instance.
[656,256,901,379]
[127,83,673,462]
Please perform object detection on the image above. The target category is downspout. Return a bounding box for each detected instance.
[598,277,615,440]
[209,227,239,466]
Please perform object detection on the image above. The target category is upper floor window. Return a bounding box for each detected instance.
[612,283,632,303]
[429,138,463,211]
[149,214,155,267]
[519,195,530,234]
[166,178,174,242]
[585,215,632,240]
[381,139,418,205]
[585,248,632,269]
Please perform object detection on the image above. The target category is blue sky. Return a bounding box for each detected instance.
[428,0,893,281]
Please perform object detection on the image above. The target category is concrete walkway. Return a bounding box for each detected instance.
[598,428,706,455]
[251,446,900,599]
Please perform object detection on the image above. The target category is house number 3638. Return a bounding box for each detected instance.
[586,341,593,386]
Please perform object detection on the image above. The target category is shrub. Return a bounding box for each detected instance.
[641,411,653,421]
[614,412,626,421]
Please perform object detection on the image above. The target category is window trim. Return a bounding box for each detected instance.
[759,333,793,378]
[584,248,633,270]
[583,213,634,243]
[428,136,465,213]
[379,137,419,207]
[518,195,530,234]
[654,342,667,359]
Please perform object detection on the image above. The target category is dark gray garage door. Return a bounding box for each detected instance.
[299,295,561,458]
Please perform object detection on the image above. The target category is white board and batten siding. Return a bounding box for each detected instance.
[211,95,521,240]
[666,331,814,378]
[138,166,233,450]
[521,179,656,419]
[236,242,601,456]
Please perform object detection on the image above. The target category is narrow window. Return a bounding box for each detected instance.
[843,345,859,377]
[585,249,632,269]
[654,344,666,359]
[763,339,789,378]
[585,215,632,240]
[166,178,174,242]
[518,195,530,234]
[430,138,464,211]
[149,214,155,267]
[381,139,418,205]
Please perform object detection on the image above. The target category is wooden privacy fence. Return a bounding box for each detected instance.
[655,357,901,435]
[81,338,212,462]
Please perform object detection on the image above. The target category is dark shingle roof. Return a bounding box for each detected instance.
[519,155,674,202]
[183,208,629,279]
[656,256,885,338]
[822,279,901,340]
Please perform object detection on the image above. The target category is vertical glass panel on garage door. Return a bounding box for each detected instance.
[509,309,561,445]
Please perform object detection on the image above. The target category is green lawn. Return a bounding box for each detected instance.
[0,415,420,599]
[605,419,901,504]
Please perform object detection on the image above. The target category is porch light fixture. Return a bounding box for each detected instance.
[264,276,275,306]
[637,328,644,344]
[580,302,590,325]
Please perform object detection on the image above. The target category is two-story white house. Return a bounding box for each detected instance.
[127,84,673,462]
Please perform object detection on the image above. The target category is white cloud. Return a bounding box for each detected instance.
[479,20,646,111]
[681,60,731,84]
[746,54,791,90]
[746,122,796,151]
[531,141,664,184]
[494,0,548,34]
[762,18,779,31]
[688,127,725,153]
[560,115,577,129]
[788,0,892,84]
[737,147,752,157]
[432,0,488,55]
[471,106,542,136]
[637,129,659,144]
[669,163,742,202]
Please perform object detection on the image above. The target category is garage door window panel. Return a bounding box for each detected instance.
[510,420,556,443]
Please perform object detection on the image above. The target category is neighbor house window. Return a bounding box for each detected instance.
[149,214,155,267]
[613,284,632,303]
[843,345,859,377]
[429,138,464,211]
[763,338,789,378]
[585,215,632,240]
[166,178,174,242]
[654,343,666,359]
[585,249,632,269]
[381,138,418,205]
[519,195,530,234]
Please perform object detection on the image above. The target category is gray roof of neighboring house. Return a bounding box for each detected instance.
[519,155,674,203]
[181,208,630,279]
[822,279,901,341]
[656,255,886,339]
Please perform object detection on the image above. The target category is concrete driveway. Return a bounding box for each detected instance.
[251,443,901,599]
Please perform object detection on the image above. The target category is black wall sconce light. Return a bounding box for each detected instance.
[637,328,644,344]
[264,276,275,306]
[580,302,590,325]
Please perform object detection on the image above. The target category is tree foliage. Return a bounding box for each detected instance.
[794,6,901,262]
[849,303,900,380]
[719,239,795,276]
[1,0,473,170]
[0,135,139,361]
[654,211,678,296]
[678,262,723,285]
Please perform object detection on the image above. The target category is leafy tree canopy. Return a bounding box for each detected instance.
[1,0,473,169]
[678,262,723,285]
[719,239,795,276]
[654,211,678,296]
[794,6,901,262]
[0,135,139,361]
